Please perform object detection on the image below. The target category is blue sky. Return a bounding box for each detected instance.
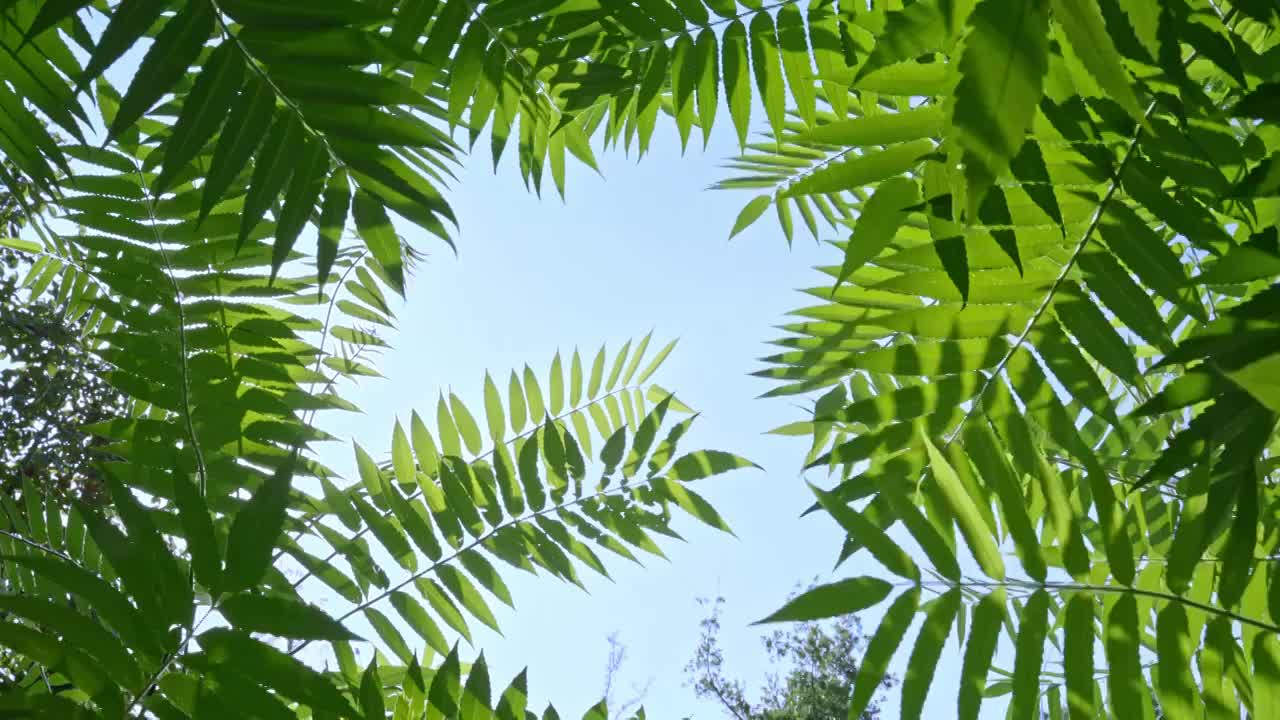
[314,116,972,718]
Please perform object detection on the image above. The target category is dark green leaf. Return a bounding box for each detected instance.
[755,577,892,624]
[220,592,359,641]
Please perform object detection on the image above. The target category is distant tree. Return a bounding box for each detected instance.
[600,632,651,720]
[1,185,125,506]
[686,596,893,720]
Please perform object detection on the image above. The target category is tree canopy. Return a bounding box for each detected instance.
[1,0,1279,718]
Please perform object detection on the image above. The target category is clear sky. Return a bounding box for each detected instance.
[314,115,976,719]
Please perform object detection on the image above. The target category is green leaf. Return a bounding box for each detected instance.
[670,33,696,150]
[25,0,93,41]
[271,137,328,279]
[1197,243,1280,285]
[807,1,848,116]
[636,339,677,384]
[902,589,959,720]
[694,29,719,148]
[198,629,351,715]
[1200,616,1239,720]
[1231,82,1280,119]
[959,589,1005,720]
[353,189,405,295]
[351,490,417,572]
[439,458,486,538]
[951,0,1050,216]
[776,4,816,126]
[365,606,414,664]
[437,394,462,458]
[650,478,732,534]
[411,410,441,478]
[922,434,1004,580]
[157,41,244,192]
[384,480,442,561]
[1050,0,1144,122]
[506,370,528,434]
[1219,471,1258,608]
[81,0,167,89]
[436,564,501,633]
[1227,354,1280,413]
[451,393,484,456]
[848,588,919,720]
[0,554,160,661]
[360,658,385,720]
[496,670,529,720]
[669,450,757,481]
[787,139,934,197]
[390,591,449,656]
[171,470,221,595]
[569,350,585,407]
[392,420,417,488]
[812,484,919,581]
[1096,204,1205,322]
[222,465,291,594]
[110,1,215,140]
[588,345,607,399]
[835,176,919,288]
[801,107,944,146]
[1053,287,1141,384]
[749,12,785,142]
[524,365,546,420]
[484,372,507,443]
[417,577,472,642]
[1254,633,1280,720]
[354,441,385,497]
[199,77,274,224]
[732,193,768,240]
[1156,602,1202,719]
[429,645,463,717]
[1063,593,1095,720]
[459,550,514,608]
[1076,251,1173,352]
[601,426,626,475]
[755,577,892,624]
[549,352,566,416]
[448,23,490,128]
[220,592,358,641]
[462,652,493,720]
[723,20,751,150]
[606,342,630,392]
[1010,590,1049,720]
[317,169,350,292]
[855,0,949,80]
[1105,594,1149,718]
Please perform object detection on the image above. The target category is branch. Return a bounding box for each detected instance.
[285,382,647,591]
[288,468,678,658]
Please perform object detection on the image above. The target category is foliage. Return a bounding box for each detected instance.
[686,595,890,720]
[0,243,128,504]
[730,1,1280,718]
[0,0,758,716]
[2,0,1280,717]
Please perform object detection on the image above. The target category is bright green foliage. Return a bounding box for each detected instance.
[726,1,1280,718]
[3,0,1280,717]
[0,0,766,711]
